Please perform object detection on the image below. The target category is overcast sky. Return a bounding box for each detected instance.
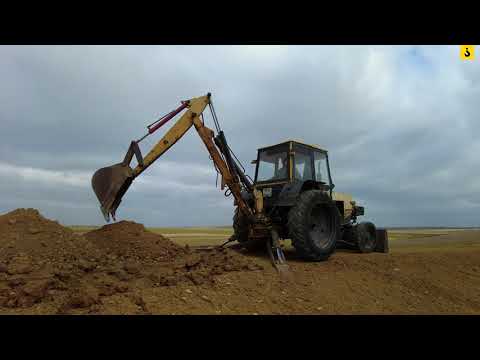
[0,45,479,227]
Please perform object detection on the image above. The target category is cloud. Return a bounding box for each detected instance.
[1,45,479,227]
[0,161,90,187]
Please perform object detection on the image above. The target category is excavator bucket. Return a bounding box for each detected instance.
[91,163,134,222]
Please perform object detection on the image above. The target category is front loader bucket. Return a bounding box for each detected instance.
[91,163,134,222]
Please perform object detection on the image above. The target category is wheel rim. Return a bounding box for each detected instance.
[309,205,334,250]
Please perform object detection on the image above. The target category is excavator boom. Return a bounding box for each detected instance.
[91,94,253,222]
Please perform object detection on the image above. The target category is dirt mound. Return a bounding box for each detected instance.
[0,209,105,310]
[0,209,263,314]
[0,207,102,266]
[0,208,76,253]
[84,221,184,263]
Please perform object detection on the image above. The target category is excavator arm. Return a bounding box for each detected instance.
[91,94,254,223]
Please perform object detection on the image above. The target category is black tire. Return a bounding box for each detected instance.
[233,207,264,252]
[288,190,340,261]
[356,222,377,253]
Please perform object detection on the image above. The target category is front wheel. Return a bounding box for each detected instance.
[288,190,340,261]
[356,222,377,253]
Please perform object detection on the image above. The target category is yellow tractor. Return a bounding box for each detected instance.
[92,93,387,271]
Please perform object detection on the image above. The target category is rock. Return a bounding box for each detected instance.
[185,289,193,294]
[28,228,40,234]
[0,263,7,273]
[8,219,16,225]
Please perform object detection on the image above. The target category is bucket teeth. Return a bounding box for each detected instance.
[100,206,111,223]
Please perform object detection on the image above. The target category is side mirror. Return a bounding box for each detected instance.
[330,183,335,189]
[251,160,257,164]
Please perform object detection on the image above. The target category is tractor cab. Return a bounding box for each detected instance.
[253,140,333,190]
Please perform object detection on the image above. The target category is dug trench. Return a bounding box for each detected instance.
[1,208,480,314]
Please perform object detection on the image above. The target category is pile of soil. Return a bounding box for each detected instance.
[84,221,184,263]
[0,209,263,314]
[0,207,103,275]
[1,208,79,258]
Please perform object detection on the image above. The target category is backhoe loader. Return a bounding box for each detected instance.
[92,93,388,272]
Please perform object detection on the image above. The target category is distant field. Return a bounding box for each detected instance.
[69,225,480,250]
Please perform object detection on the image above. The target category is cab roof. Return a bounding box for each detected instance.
[258,140,328,153]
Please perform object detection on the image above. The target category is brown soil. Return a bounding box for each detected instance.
[0,209,262,314]
[1,208,480,315]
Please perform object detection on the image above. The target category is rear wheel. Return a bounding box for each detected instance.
[233,207,264,252]
[288,190,340,261]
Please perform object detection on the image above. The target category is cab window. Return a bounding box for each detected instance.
[313,151,329,184]
[294,147,314,181]
[256,146,288,182]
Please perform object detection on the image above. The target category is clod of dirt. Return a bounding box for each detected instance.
[65,287,100,309]
[7,255,34,275]
[21,279,53,301]
[123,262,141,275]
